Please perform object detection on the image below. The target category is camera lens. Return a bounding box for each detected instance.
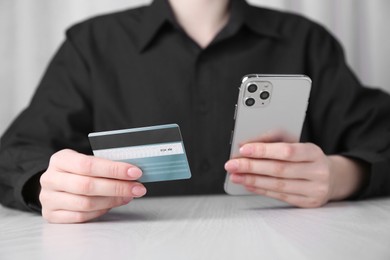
[260,91,270,100]
[245,98,255,106]
[247,84,257,93]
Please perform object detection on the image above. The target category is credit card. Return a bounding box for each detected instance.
[88,124,191,183]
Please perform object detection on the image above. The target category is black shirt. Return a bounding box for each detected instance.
[1,0,390,211]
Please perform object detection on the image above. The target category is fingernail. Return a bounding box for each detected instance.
[239,145,253,156]
[231,174,245,183]
[128,168,142,178]
[225,160,239,171]
[132,186,147,197]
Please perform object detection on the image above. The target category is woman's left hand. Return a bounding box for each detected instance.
[224,141,367,208]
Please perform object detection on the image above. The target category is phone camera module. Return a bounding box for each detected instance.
[247,84,257,93]
[259,91,270,100]
[245,98,255,106]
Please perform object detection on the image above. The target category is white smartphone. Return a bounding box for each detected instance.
[224,74,312,195]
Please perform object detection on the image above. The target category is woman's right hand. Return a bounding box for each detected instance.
[39,149,146,223]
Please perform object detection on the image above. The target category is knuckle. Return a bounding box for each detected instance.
[314,168,330,182]
[281,145,294,159]
[78,156,93,174]
[39,173,50,188]
[255,144,266,157]
[252,187,266,195]
[78,178,94,195]
[77,197,95,211]
[279,193,288,201]
[271,191,288,201]
[273,162,286,177]
[312,144,324,156]
[38,191,49,205]
[244,175,257,187]
[273,179,286,192]
[316,185,330,199]
[307,143,324,158]
[108,163,122,179]
[48,153,60,167]
[242,159,254,173]
[49,149,70,165]
[114,182,129,197]
[39,171,57,189]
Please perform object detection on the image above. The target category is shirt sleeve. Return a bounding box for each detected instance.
[303,23,390,198]
[0,31,93,212]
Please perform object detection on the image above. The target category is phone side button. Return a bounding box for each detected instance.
[229,130,234,144]
[233,104,238,120]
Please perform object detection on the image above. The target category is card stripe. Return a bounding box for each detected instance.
[89,126,182,150]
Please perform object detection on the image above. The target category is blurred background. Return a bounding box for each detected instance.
[1,0,389,135]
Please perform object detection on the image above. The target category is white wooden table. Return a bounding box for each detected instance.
[1,195,389,260]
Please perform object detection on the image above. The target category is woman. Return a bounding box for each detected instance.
[1,0,389,223]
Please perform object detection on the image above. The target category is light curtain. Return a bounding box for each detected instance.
[1,0,389,134]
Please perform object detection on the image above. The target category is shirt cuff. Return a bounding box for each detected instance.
[340,150,390,199]
[16,166,45,213]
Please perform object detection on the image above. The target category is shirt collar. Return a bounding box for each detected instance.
[230,0,283,39]
[137,0,283,52]
[137,0,177,52]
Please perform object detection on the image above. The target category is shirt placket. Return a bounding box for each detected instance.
[192,50,215,178]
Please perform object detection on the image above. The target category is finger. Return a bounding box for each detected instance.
[239,142,322,162]
[256,129,299,143]
[225,158,324,180]
[225,158,315,180]
[230,173,311,196]
[40,190,133,211]
[41,171,147,197]
[42,208,110,224]
[50,149,142,180]
[245,186,326,208]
